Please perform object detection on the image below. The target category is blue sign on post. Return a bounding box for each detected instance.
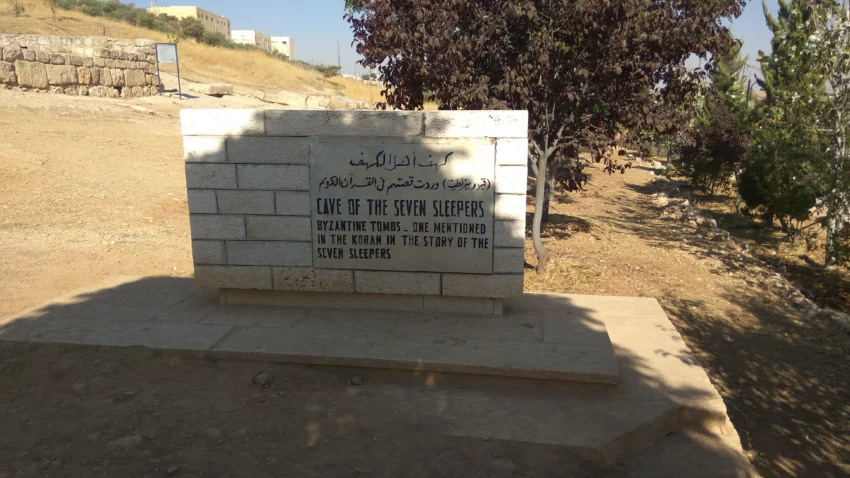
[154,43,183,99]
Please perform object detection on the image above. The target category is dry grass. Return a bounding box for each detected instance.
[0,0,384,102]
[328,77,384,105]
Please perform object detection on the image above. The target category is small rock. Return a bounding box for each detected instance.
[789,293,807,306]
[688,220,698,228]
[166,465,180,476]
[816,308,850,333]
[252,372,272,387]
[653,196,669,208]
[349,376,364,386]
[108,434,143,450]
[205,428,222,439]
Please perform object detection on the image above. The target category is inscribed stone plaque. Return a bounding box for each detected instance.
[310,142,495,273]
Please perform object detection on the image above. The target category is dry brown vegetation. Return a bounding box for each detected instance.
[0,0,385,102]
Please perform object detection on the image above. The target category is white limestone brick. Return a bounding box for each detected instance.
[494,220,525,247]
[496,138,528,165]
[195,265,271,289]
[246,216,311,241]
[354,271,440,296]
[494,248,525,274]
[236,164,309,190]
[441,274,524,298]
[189,215,245,240]
[225,241,312,267]
[226,137,309,164]
[495,194,527,221]
[183,136,226,163]
[192,240,225,265]
[216,191,275,215]
[273,268,354,292]
[180,109,265,136]
[265,110,423,137]
[495,165,528,194]
[275,191,311,216]
[424,110,528,138]
[185,163,237,189]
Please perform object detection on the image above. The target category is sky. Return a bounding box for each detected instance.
[150,0,780,77]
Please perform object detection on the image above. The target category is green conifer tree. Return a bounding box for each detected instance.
[738,0,830,233]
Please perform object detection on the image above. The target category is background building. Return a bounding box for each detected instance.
[232,30,272,52]
[271,36,295,60]
[148,6,231,40]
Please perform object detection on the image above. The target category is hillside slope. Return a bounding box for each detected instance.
[0,0,382,103]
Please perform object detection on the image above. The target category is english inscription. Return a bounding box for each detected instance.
[310,142,495,273]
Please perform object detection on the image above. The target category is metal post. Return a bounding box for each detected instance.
[175,45,183,100]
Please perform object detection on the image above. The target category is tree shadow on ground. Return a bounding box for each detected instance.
[660,292,850,478]
[533,213,592,241]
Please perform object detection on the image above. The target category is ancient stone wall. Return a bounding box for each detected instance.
[0,35,158,98]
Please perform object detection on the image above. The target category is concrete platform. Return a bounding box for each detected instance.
[0,276,756,474]
[0,276,619,384]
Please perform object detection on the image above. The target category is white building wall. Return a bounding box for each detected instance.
[271,36,294,60]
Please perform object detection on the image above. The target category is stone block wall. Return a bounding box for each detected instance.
[181,109,529,304]
[0,35,158,98]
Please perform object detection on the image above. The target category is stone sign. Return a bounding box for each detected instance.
[180,109,528,313]
[310,142,495,273]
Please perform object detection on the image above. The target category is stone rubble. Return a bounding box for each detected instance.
[646,176,848,330]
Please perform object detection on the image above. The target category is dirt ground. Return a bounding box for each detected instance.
[1,87,849,477]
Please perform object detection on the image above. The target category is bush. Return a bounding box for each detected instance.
[738,142,821,230]
[312,64,341,78]
[58,0,179,35]
[675,96,751,196]
[201,32,227,47]
[180,17,205,42]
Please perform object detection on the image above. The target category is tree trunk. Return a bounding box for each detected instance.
[825,114,847,267]
[542,172,555,223]
[825,200,848,267]
[532,149,550,274]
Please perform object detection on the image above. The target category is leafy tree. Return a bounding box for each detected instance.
[346,0,745,272]
[677,42,752,196]
[180,17,205,42]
